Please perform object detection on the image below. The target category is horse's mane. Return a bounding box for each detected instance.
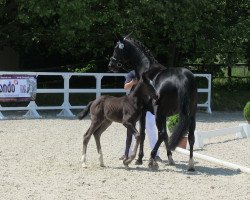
[127,37,158,64]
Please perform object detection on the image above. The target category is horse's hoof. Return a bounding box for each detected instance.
[188,158,195,171]
[148,158,159,170]
[188,167,195,172]
[135,159,143,165]
[168,158,175,166]
[100,164,105,167]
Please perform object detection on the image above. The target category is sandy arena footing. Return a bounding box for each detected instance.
[0,112,249,200]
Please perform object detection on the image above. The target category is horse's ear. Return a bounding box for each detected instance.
[114,33,124,42]
[124,32,132,40]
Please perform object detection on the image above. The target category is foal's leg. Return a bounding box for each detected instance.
[135,111,146,165]
[123,129,133,162]
[81,117,104,168]
[123,123,141,166]
[93,120,112,167]
[187,116,196,171]
[81,127,91,168]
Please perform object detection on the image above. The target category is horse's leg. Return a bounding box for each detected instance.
[81,117,104,168]
[162,118,175,165]
[163,136,175,165]
[163,137,175,165]
[93,120,112,167]
[187,116,196,171]
[135,110,146,165]
[148,113,165,169]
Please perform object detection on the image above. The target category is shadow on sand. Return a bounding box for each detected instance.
[109,160,241,176]
[174,162,241,176]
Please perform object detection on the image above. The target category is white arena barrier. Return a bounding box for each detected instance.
[175,147,250,174]
[192,123,250,149]
[0,72,212,119]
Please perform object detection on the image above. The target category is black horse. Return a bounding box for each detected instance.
[108,34,198,171]
[77,74,157,168]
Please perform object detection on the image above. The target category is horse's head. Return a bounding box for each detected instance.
[108,33,132,72]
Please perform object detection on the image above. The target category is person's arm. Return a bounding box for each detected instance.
[124,79,138,90]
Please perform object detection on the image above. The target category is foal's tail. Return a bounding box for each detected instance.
[77,101,93,120]
[168,90,190,150]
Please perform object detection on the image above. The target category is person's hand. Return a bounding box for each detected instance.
[132,79,138,85]
[124,78,138,90]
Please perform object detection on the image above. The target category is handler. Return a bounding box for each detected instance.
[120,70,161,161]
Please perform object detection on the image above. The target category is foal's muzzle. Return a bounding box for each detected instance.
[153,93,159,100]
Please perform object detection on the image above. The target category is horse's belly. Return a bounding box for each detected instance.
[104,108,123,123]
[158,98,178,116]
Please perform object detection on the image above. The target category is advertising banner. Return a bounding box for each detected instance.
[0,75,37,102]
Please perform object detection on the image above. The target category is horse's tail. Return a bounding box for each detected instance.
[77,101,93,120]
[169,88,190,150]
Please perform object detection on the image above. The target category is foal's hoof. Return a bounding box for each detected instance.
[135,159,143,165]
[123,158,133,166]
[148,158,159,170]
[82,163,87,168]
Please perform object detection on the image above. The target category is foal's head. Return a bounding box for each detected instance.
[135,73,158,100]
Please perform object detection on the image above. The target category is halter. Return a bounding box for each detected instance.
[110,56,129,72]
[109,56,121,67]
[109,44,129,72]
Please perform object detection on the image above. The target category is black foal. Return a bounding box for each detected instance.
[78,74,157,168]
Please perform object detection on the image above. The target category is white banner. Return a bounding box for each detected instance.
[0,75,37,102]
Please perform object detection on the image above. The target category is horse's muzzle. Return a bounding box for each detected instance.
[108,62,118,73]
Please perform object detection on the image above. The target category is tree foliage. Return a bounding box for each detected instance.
[0,0,249,70]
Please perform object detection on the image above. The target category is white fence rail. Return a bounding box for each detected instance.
[0,72,212,119]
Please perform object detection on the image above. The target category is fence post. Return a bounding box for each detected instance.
[95,74,103,98]
[242,123,250,138]
[23,101,42,118]
[237,123,250,138]
[0,105,6,119]
[57,74,74,117]
[206,74,212,114]
[194,131,204,149]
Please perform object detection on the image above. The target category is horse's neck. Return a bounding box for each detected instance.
[127,40,165,79]
[128,43,152,73]
[131,52,150,72]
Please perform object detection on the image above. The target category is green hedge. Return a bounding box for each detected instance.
[243,102,250,121]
